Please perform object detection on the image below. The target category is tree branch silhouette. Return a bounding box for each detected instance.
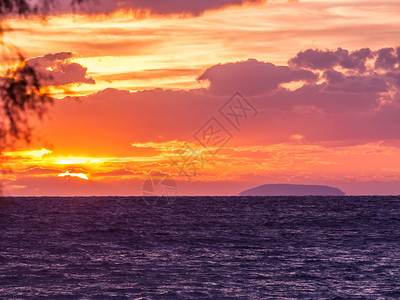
[0,0,88,200]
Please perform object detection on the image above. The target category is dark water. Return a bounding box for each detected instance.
[1,196,400,299]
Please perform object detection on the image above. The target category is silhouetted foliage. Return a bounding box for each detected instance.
[0,0,87,200]
[0,0,89,150]
[0,56,52,148]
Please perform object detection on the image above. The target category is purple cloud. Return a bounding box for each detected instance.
[375,47,400,70]
[27,52,95,86]
[289,48,373,73]
[323,70,388,93]
[63,0,265,16]
[198,58,317,96]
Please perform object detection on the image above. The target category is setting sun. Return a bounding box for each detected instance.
[58,171,89,180]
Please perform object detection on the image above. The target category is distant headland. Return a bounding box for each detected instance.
[239,184,345,196]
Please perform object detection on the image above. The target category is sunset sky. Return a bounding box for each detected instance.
[2,0,400,196]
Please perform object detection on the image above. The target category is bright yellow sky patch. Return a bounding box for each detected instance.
[58,171,89,180]
[4,0,400,96]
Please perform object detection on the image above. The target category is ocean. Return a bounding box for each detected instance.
[1,196,400,299]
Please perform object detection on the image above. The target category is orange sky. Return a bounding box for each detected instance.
[2,0,400,196]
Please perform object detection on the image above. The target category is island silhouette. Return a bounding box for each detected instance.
[239,184,345,196]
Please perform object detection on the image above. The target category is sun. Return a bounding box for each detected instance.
[58,171,89,180]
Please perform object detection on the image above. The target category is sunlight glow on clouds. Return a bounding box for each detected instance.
[58,171,89,180]
[5,0,400,95]
[3,148,53,159]
[2,0,400,195]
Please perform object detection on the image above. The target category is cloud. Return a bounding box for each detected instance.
[198,58,317,96]
[8,44,400,196]
[375,47,400,70]
[6,141,400,196]
[323,70,388,93]
[288,47,400,91]
[72,0,265,16]
[288,48,373,72]
[26,52,95,86]
[28,46,400,158]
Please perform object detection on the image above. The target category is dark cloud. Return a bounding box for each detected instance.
[289,47,400,88]
[375,47,400,70]
[323,70,388,93]
[288,47,373,73]
[72,0,265,16]
[198,58,317,96]
[27,52,95,86]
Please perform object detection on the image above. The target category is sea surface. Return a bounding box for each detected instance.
[1,196,400,299]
